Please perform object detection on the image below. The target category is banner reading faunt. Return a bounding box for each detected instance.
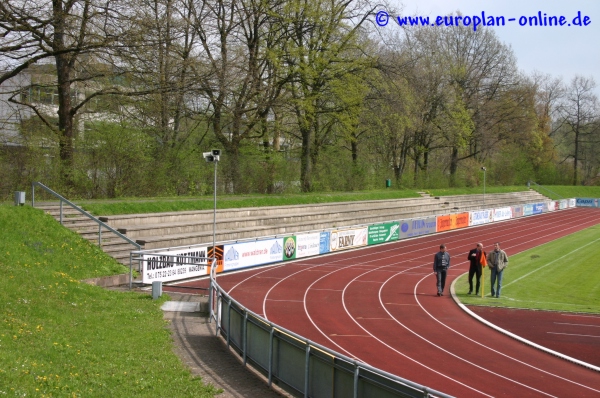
[330,227,368,251]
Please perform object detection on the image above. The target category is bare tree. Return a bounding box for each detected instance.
[556,76,599,184]
[0,0,128,185]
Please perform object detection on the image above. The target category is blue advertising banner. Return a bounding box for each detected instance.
[399,216,437,239]
[319,232,330,254]
[533,203,544,214]
[576,198,599,207]
[523,204,534,216]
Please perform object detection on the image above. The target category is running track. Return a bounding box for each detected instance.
[171,208,600,397]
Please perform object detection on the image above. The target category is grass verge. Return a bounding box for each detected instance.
[455,224,600,313]
[530,185,600,200]
[0,205,217,397]
[77,186,532,216]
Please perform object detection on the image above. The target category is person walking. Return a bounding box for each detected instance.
[487,242,508,298]
[467,243,486,295]
[433,244,451,296]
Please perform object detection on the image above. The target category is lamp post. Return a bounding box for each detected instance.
[481,166,487,206]
[203,149,221,259]
[203,149,220,325]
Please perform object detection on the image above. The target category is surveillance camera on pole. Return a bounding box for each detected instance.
[203,151,220,163]
[481,166,486,171]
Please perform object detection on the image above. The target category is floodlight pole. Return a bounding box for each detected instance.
[213,159,217,252]
[481,167,487,206]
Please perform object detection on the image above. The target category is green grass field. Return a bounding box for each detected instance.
[0,205,217,397]
[455,224,600,313]
[26,184,597,216]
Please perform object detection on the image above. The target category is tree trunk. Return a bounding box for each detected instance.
[449,146,459,187]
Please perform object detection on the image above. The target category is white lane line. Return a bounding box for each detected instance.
[548,332,600,338]
[502,236,600,289]
[562,314,600,319]
[346,270,494,396]
[554,322,600,328]
[449,278,600,382]
[378,273,558,397]
[265,299,304,302]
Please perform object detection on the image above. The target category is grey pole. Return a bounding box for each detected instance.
[481,166,487,206]
[213,159,217,252]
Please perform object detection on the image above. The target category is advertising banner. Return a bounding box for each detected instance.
[283,232,327,261]
[576,198,599,207]
[523,204,534,216]
[493,207,512,222]
[319,232,330,254]
[547,201,556,211]
[512,205,524,218]
[368,222,400,245]
[223,238,283,271]
[568,198,576,208]
[437,212,470,232]
[142,246,209,283]
[559,199,568,210]
[283,236,296,261]
[399,216,437,239]
[533,203,544,214]
[330,227,368,251]
[469,210,493,226]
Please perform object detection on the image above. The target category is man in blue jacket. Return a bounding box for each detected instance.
[433,244,451,296]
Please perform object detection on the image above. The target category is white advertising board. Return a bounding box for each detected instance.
[330,227,368,251]
[492,207,512,221]
[142,246,209,283]
[223,238,284,271]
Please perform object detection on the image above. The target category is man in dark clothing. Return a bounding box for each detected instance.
[467,243,485,295]
[432,244,450,296]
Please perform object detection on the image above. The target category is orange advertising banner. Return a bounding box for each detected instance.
[437,213,470,232]
[437,215,452,232]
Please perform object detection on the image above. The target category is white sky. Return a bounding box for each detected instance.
[390,0,600,96]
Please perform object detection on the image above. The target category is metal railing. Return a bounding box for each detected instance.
[31,181,141,251]
[528,181,564,200]
[207,264,453,398]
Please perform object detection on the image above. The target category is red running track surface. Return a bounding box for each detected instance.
[168,208,600,397]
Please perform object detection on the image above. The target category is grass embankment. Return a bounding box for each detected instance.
[529,185,600,200]
[77,186,538,216]
[455,225,600,313]
[0,205,217,397]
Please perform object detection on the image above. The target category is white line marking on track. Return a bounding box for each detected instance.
[561,314,600,319]
[548,332,600,338]
[554,322,600,328]
[502,236,600,290]
[379,274,558,397]
[266,299,304,302]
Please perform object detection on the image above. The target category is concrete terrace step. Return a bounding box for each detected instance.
[36,190,552,269]
[129,192,551,250]
[113,203,449,239]
[101,197,442,228]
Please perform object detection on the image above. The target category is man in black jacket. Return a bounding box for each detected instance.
[467,243,485,295]
[432,244,451,296]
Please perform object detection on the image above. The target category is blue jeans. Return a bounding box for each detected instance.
[490,267,504,297]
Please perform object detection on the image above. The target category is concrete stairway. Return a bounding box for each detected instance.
[36,190,550,266]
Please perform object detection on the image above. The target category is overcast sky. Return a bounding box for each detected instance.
[390,0,599,96]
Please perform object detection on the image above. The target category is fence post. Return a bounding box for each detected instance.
[268,328,274,386]
[304,345,311,397]
[243,311,248,365]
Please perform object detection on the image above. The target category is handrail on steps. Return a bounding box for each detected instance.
[31,182,141,251]
[528,181,565,200]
